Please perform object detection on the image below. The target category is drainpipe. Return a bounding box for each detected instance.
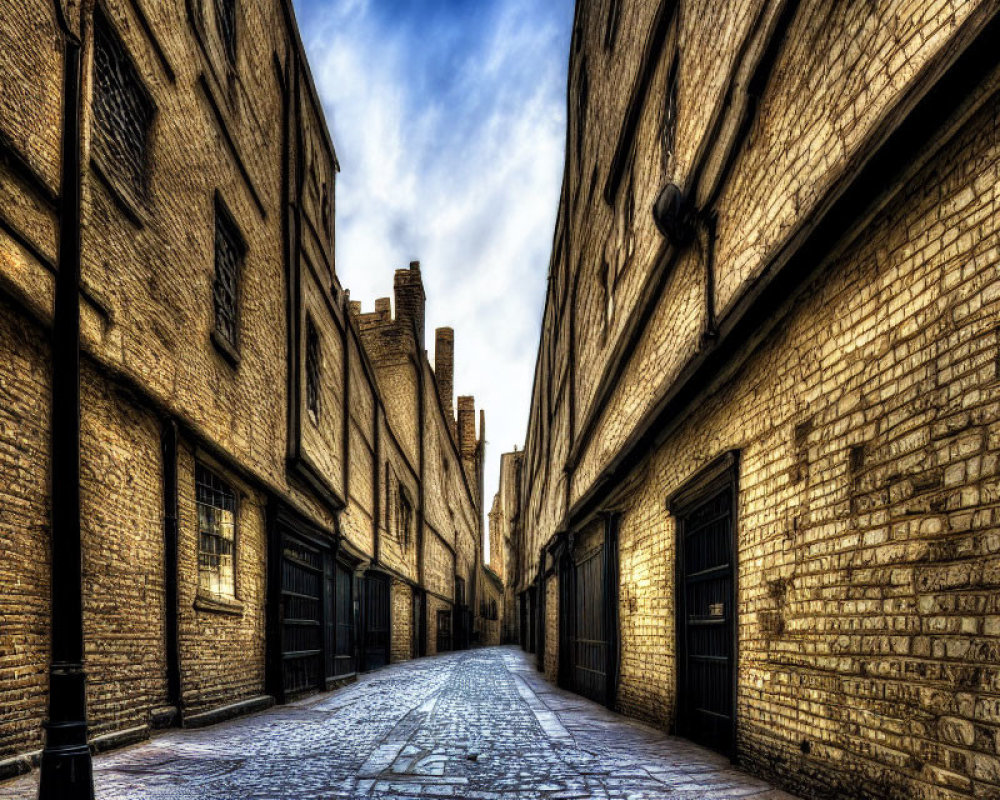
[161,420,181,714]
[38,3,94,797]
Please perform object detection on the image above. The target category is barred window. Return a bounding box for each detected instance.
[306,316,320,421]
[213,200,244,352]
[215,0,237,65]
[92,10,154,194]
[196,464,236,599]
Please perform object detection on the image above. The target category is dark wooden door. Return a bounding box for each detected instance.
[570,548,607,704]
[332,561,355,676]
[412,591,424,658]
[677,482,735,755]
[362,572,390,670]
[281,536,323,695]
[436,609,452,652]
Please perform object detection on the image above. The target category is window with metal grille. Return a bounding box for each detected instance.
[213,199,244,352]
[306,316,320,421]
[92,9,154,194]
[215,0,237,65]
[196,464,236,599]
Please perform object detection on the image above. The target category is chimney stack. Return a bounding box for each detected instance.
[435,327,454,428]
[457,396,476,461]
[393,261,425,349]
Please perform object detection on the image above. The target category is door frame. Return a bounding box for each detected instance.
[667,450,740,760]
[360,569,391,671]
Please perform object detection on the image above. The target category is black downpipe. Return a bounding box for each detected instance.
[161,420,181,713]
[38,15,95,799]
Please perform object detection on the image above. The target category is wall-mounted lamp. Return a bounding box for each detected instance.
[652,182,694,247]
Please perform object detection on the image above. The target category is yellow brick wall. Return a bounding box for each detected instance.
[513,2,1000,798]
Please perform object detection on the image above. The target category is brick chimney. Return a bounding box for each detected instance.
[435,327,455,429]
[457,396,476,461]
[393,261,425,349]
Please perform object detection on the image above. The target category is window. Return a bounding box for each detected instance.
[600,257,615,333]
[215,0,237,65]
[604,0,622,50]
[398,489,413,549]
[92,9,154,194]
[623,169,636,262]
[576,65,589,169]
[662,55,680,176]
[305,316,320,421]
[456,576,466,607]
[213,198,244,355]
[196,464,237,599]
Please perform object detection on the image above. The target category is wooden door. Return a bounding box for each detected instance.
[281,536,323,695]
[361,572,390,670]
[676,476,736,756]
[570,548,607,704]
[436,609,452,652]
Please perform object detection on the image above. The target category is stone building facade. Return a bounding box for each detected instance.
[488,449,523,644]
[0,0,485,783]
[509,1,1000,799]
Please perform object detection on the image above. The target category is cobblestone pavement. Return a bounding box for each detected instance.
[1,647,798,799]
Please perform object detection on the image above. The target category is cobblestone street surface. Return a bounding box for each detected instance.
[1,647,797,799]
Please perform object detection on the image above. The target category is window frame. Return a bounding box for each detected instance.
[91,6,156,203]
[215,0,238,67]
[211,192,246,365]
[194,463,239,602]
[305,314,321,423]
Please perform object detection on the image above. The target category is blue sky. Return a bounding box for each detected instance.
[292,0,574,553]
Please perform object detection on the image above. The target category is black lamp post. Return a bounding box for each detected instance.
[38,9,94,798]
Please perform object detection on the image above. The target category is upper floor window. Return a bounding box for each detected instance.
[662,54,680,176]
[212,197,245,357]
[92,9,154,195]
[600,257,615,336]
[576,65,589,170]
[305,316,321,422]
[604,0,622,50]
[398,488,413,549]
[623,168,636,262]
[215,0,237,65]
[196,464,237,599]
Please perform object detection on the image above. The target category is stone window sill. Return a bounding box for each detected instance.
[89,156,147,230]
[194,593,244,616]
[211,328,241,368]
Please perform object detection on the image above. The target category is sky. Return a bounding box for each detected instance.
[292,0,575,556]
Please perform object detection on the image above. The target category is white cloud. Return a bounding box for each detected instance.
[299,0,571,549]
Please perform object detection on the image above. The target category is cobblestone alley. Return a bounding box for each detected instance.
[0,648,795,799]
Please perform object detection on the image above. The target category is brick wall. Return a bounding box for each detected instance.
[0,0,486,775]
[390,580,413,663]
[80,366,169,736]
[0,298,50,759]
[511,1,1000,798]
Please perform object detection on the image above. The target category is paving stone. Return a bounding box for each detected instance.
[0,647,797,799]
